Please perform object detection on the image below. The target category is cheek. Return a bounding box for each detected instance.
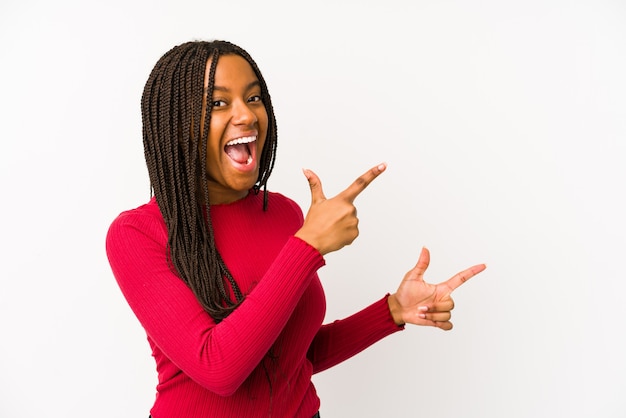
[206,127,223,161]
[259,110,269,137]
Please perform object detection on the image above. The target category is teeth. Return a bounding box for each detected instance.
[246,155,253,165]
[226,136,256,146]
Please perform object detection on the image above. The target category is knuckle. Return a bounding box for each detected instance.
[354,176,367,188]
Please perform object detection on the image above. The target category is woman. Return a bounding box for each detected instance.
[106,40,486,418]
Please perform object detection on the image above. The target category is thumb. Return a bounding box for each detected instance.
[303,168,326,204]
[412,247,430,279]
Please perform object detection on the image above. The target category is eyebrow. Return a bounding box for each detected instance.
[210,80,261,93]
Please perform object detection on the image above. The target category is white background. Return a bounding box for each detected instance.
[1,0,625,417]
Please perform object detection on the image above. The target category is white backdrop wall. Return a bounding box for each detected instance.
[1,0,625,417]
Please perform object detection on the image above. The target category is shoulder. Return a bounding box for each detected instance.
[106,197,167,251]
[266,191,305,223]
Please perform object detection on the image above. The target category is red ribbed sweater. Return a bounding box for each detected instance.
[106,191,403,418]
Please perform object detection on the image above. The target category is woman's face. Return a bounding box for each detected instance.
[202,54,268,204]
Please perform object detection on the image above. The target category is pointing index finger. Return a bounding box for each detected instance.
[442,263,487,293]
[340,163,387,203]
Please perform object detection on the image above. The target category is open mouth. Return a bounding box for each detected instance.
[225,135,256,166]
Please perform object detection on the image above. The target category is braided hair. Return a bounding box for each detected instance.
[141,40,278,323]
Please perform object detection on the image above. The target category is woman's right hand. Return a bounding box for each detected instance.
[294,163,386,255]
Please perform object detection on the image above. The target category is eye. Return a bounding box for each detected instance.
[247,94,262,103]
[212,99,227,108]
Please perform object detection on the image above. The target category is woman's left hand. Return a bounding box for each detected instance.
[387,247,486,330]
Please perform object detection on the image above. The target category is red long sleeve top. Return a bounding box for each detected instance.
[106,191,403,418]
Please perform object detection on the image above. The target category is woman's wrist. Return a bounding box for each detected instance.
[387,293,405,326]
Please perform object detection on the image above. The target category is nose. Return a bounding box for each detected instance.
[231,99,257,126]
